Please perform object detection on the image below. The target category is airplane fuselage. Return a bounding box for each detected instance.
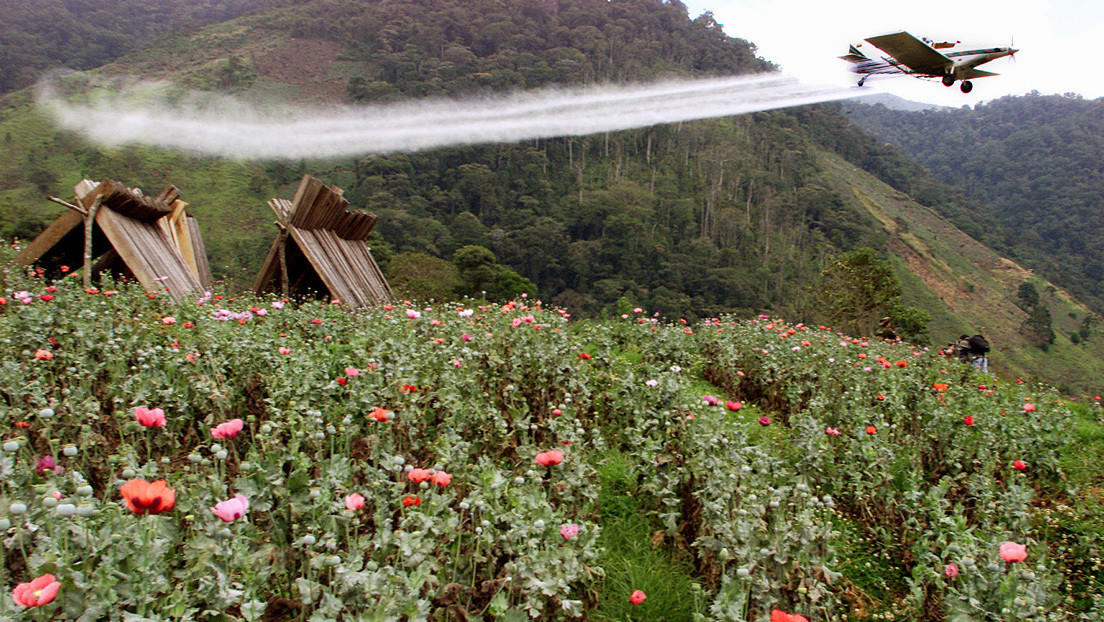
[841,32,1016,93]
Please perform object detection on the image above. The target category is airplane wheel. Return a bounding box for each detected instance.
[960,80,974,93]
[942,74,955,87]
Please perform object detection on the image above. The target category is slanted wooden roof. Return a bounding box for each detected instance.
[14,180,213,300]
[253,175,391,308]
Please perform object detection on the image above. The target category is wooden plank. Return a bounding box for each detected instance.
[13,210,83,266]
[287,228,347,306]
[289,177,325,229]
[95,208,201,301]
[187,218,213,289]
[252,236,284,294]
[91,249,121,277]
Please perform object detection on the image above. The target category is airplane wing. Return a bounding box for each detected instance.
[864,32,952,74]
[959,67,998,79]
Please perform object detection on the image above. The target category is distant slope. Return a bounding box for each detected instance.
[847,92,948,112]
[846,93,1104,313]
[820,149,1104,393]
[0,0,280,95]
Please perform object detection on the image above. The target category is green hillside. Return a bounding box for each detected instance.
[0,0,1100,394]
[845,94,1104,314]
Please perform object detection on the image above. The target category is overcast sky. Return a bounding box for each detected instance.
[680,0,1103,107]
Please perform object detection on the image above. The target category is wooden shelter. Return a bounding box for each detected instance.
[14,180,213,301]
[253,175,391,308]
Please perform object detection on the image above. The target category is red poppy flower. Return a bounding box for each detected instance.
[771,610,809,622]
[964,416,974,426]
[120,479,176,514]
[336,377,347,386]
[11,573,61,607]
[1012,460,1027,471]
[535,450,564,466]
[402,494,421,507]
[629,590,646,605]
[579,352,591,360]
[865,425,877,435]
[999,541,1027,562]
[370,407,391,422]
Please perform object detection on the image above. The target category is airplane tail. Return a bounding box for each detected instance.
[839,45,868,63]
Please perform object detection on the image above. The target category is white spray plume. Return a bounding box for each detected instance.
[37,73,863,160]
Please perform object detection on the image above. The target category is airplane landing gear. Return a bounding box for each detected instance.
[960,80,974,93]
[858,76,867,87]
[942,74,955,87]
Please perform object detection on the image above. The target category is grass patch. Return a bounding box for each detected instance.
[594,450,702,621]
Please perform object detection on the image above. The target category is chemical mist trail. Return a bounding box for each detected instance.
[40,73,863,160]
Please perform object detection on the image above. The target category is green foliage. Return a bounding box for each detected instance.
[819,247,904,337]
[386,251,460,301]
[1018,282,1040,310]
[847,94,1104,313]
[1023,304,1056,349]
[453,244,536,302]
[0,262,1092,621]
[888,301,932,344]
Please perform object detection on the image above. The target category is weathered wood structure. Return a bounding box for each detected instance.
[253,175,391,308]
[14,180,213,300]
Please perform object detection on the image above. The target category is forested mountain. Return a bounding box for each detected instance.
[0,0,279,94]
[1,0,1102,391]
[846,93,1104,312]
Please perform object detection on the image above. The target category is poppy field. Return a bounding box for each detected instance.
[0,264,1101,621]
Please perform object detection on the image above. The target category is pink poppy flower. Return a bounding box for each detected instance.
[345,493,365,511]
[702,395,719,406]
[826,427,841,436]
[771,611,809,622]
[405,309,421,319]
[278,346,291,355]
[999,541,1027,562]
[561,523,579,540]
[535,450,565,466]
[758,416,771,426]
[210,494,249,522]
[431,471,452,487]
[161,316,176,325]
[12,573,60,607]
[1023,403,1036,412]
[34,349,53,360]
[210,419,244,439]
[726,400,743,412]
[35,455,62,474]
[944,562,959,578]
[345,367,360,378]
[629,590,646,605]
[134,407,166,428]
[407,468,431,483]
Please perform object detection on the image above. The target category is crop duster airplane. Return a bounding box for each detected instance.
[841,31,1017,93]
